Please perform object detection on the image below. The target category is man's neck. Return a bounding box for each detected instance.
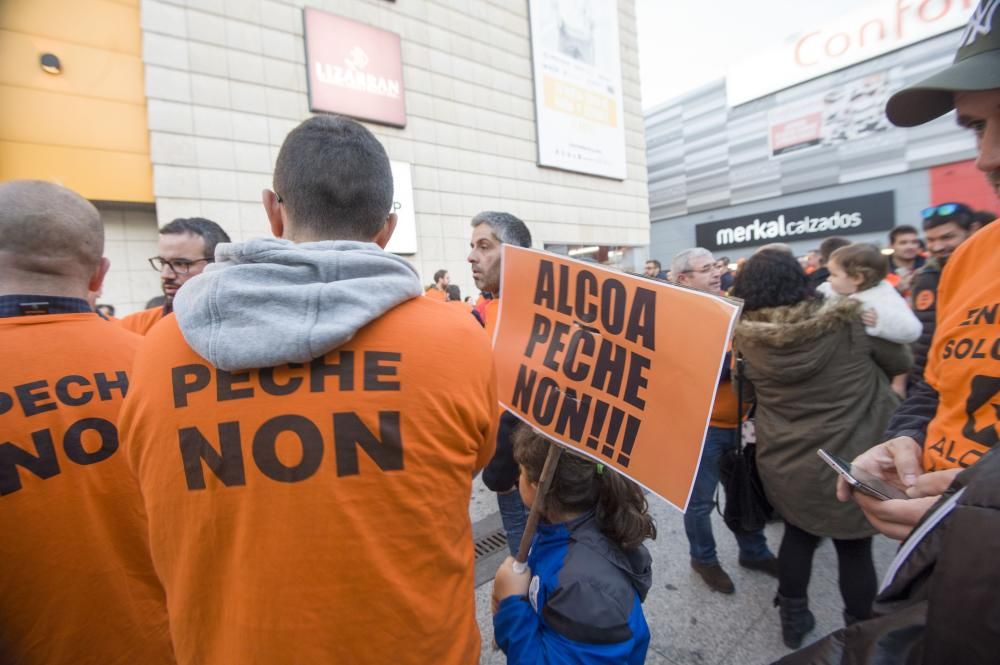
[0,277,87,300]
[894,256,915,270]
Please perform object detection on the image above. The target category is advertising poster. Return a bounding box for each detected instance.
[492,246,740,510]
[768,72,898,158]
[528,0,628,179]
[304,8,406,127]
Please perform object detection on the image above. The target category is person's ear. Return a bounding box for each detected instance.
[88,257,111,294]
[851,273,866,287]
[372,212,398,249]
[262,189,284,238]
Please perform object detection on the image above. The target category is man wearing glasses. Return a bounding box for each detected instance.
[671,248,777,595]
[119,217,230,335]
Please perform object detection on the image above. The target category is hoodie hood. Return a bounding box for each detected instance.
[547,511,653,601]
[173,238,422,371]
[734,297,861,385]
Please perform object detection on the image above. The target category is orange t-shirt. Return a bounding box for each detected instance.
[119,300,498,665]
[0,313,174,665]
[119,306,166,335]
[424,286,447,302]
[710,377,739,428]
[482,297,501,341]
[922,221,1000,471]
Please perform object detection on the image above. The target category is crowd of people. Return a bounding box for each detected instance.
[1,2,998,664]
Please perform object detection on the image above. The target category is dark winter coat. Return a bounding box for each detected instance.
[774,446,1000,665]
[907,258,942,387]
[734,298,912,539]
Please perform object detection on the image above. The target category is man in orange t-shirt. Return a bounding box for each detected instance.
[424,268,449,301]
[467,211,535,556]
[841,6,1000,540]
[0,180,174,665]
[119,116,497,665]
[119,217,230,335]
[672,247,776,594]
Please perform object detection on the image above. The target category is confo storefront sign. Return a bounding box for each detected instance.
[727,0,976,106]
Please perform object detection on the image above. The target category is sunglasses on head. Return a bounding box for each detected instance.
[921,203,970,219]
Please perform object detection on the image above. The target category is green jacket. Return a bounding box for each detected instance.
[734,298,912,539]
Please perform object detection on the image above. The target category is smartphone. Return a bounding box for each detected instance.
[817,449,909,501]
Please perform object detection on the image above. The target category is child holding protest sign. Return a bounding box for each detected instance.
[492,424,655,664]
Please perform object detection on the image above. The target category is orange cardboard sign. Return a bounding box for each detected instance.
[494,246,741,510]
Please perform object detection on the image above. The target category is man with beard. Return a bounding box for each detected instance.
[908,202,990,387]
[779,3,1000,661]
[119,217,229,335]
[467,211,534,556]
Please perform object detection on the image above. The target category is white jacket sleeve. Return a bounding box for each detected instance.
[853,281,922,344]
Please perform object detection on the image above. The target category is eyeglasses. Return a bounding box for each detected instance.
[681,264,719,275]
[148,257,213,274]
[922,203,970,219]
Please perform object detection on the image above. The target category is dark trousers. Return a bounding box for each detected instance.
[777,521,876,620]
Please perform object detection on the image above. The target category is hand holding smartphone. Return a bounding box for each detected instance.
[817,449,910,501]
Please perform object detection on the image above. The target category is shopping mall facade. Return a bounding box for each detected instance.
[646,0,997,265]
[1,0,649,314]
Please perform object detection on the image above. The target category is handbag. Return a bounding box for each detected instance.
[717,353,774,533]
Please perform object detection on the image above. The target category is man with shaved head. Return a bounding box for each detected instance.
[0,180,174,664]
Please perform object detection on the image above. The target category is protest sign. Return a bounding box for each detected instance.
[493,246,740,510]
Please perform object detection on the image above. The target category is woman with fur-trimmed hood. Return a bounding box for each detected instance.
[731,250,911,650]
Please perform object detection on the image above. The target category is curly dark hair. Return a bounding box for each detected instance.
[513,424,656,551]
[733,250,816,312]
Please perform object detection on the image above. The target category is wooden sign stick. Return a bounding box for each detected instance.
[512,442,563,573]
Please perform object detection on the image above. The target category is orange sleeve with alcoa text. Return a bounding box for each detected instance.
[923,221,1000,471]
[119,300,498,665]
[0,313,175,665]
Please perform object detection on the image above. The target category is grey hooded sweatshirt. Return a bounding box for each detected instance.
[172,238,423,371]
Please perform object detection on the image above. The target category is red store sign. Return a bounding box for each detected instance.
[304,8,406,127]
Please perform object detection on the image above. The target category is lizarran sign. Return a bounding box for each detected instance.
[694,192,896,252]
[726,0,976,107]
[304,8,406,127]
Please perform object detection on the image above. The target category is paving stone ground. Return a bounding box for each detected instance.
[470,475,897,665]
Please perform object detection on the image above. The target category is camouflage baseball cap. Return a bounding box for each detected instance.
[886,0,1000,127]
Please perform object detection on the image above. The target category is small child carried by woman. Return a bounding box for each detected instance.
[491,424,656,664]
[819,243,921,396]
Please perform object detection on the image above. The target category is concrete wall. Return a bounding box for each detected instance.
[98,203,163,313]
[139,0,649,305]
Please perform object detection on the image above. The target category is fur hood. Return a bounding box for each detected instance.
[735,297,861,348]
[734,297,862,385]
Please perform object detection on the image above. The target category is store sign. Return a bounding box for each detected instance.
[768,71,900,158]
[727,0,976,107]
[695,192,896,252]
[528,0,627,180]
[304,8,406,127]
[385,161,416,255]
